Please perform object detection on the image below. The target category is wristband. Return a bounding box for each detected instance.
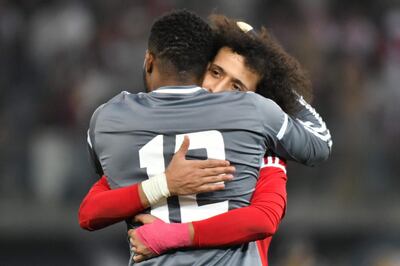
[135,219,191,255]
[141,173,171,205]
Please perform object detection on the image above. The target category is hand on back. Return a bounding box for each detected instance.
[166,135,235,196]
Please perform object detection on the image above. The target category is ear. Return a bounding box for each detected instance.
[144,50,154,74]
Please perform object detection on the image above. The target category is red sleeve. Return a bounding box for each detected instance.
[192,157,287,247]
[78,176,145,231]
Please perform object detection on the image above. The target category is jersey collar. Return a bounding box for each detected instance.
[153,86,208,94]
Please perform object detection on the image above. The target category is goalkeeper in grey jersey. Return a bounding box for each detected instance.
[85,10,331,266]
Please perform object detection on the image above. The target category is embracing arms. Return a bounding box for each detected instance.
[128,157,287,262]
[79,136,235,230]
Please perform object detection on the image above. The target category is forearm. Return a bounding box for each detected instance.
[191,162,287,247]
[79,176,146,231]
[191,198,284,247]
[132,199,285,257]
[131,160,287,256]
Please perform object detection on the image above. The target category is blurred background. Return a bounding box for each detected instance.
[1,0,399,265]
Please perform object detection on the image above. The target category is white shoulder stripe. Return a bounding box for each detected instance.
[277,114,288,140]
[261,163,287,173]
[261,156,287,173]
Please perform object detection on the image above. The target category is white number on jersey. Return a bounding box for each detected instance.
[139,130,229,223]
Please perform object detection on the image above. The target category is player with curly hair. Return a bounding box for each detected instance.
[81,10,331,266]
[124,14,331,265]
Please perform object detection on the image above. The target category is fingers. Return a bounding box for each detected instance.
[197,175,234,193]
[134,214,159,224]
[131,243,137,252]
[134,214,145,223]
[197,159,231,168]
[200,166,235,177]
[189,174,234,193]
[196,183,226,193]
[176,135,190,157]
[133,254,146,263]
[201,174,234,184]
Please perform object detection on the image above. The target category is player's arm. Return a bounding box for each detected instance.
[128,157,287,262]
[79,176,144,230]
[79,136,235,231]
[255,94,332,166]
[192,156,287,247]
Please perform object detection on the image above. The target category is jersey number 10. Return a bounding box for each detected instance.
[139,130,229,223]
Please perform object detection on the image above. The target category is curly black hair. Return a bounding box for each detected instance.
[209,14,313,115]
[148,10,215,83]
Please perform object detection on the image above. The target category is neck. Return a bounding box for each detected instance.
[151,76,201,91]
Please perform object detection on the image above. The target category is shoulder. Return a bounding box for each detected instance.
[97,90,141,115]
[245,92,285,123]
[245,92,282,111]
[103,91,139,107]
[90,91,140,129]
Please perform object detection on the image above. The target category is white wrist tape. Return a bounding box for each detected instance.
[141,173,171,205]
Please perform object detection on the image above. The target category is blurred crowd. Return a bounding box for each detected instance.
[1,0,399,265]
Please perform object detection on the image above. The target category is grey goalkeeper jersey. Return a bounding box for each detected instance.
[87,86,331,266]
